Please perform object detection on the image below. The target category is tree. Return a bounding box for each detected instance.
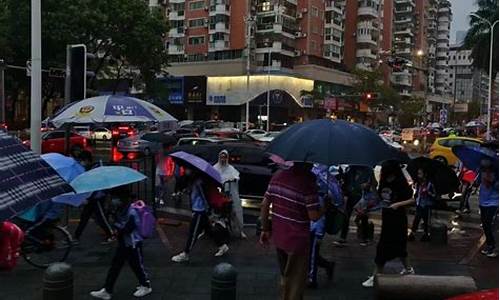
[0,0,168,121]
[398,96,425,128]
[350,68,401,109]
[463,0,499,78]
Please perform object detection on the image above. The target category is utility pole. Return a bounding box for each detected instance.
[0,59,5,123]
[266,47,271,132]
[30,0,42,154]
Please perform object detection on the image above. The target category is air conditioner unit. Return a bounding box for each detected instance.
[297,13,303,18]
[204,19,209,24]
[302,8,308,13]
[295,31,302,37]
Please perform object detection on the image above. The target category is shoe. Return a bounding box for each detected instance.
[407,232,415,242]
[400,267,415,275]
[90,288,112,300]
[197,231,205,240]
[215,244,229,257]
[420,234,430,242]
[133,286,152,297]
[171,252,189,263]
[326,262,335,281]
[362,276,374,288]
[307,281,318,289]
[486,251,498,258]
[240,232,248,239]
[455,209,462,215]
[360,240,370,246]
[101,236,116,245]
[462,208,471,214]
[333,239,347,247]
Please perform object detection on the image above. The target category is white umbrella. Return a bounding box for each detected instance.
[51,95,177,128]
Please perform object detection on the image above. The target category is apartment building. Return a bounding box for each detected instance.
[448,45,474,103]
[434,0,452,95]
[324,0,344,64]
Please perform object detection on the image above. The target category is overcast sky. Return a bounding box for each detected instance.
[450,0,477,43]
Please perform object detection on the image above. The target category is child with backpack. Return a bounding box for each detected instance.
[90,187,154,300]
[408,168,436,242]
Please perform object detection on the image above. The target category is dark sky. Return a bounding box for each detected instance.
[450,0,477,43]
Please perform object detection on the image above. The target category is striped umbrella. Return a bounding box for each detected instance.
[0,133,73,221]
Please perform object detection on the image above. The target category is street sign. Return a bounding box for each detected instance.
[26,60,32,76]
[439,108,448,125]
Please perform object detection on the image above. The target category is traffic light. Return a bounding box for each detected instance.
[362,92,378,102]
[66,44,87,103]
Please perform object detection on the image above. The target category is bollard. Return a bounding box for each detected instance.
[43,262,73,300]
[211,263,237,300]
[375,274,477,300]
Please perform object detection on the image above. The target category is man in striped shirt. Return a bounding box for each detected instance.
[259,163,322,300]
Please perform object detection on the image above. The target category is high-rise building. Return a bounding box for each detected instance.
[324,0,344,64]
[434,0,452,95]
[448,45,474,103]
[455,30,467,45]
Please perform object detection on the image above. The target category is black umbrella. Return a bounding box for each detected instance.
[0,133,74,221]
[407,157,459,195]
[266,119,408,166]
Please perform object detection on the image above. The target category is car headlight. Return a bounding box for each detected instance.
[413,139,420,146]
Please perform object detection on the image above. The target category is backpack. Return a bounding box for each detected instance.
[205,184,232,212]
[131,201,156,239]
[0,221,24,271]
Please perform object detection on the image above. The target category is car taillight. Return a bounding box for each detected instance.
[128,130,134,136]
[111,147,123,162]
[112,130,119,136]
[127,152,137,160]
[83,138,87,147]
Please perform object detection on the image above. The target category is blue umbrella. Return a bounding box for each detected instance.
[452,145,498,171]
[169,151,223,185]
[41,153,85,182]
[266,119,408,166]
[0,133,73,221]
[70,166,147,194]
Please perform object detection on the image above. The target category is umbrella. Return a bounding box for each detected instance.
[452,145,499,171]
[266,119,408,166]
[407,157,460,195]
[169,151,222,185]
[465,120,485,128]
[70,166,147,194]
[50,95,177,127]
[0,132,73,221]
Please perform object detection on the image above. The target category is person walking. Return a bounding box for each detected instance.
[478,158,499,257]
[171,168,229,263]
[408,168,436,242]
[74,152,115,244]
[259,163,322,300]
[90,188,152,300]
[334,166,373,247]
[213,149,247,239]
[362,160,415,288]
[353,174,378,246]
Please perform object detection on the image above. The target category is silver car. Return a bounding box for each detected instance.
[117,133,162,156]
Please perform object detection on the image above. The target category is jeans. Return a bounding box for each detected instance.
[480,206,498,249]
[277,248,309,300]
[355,214,370,241]
[411,206,431,235]
[104,240,149,293]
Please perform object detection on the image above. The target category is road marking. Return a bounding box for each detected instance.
[459,234,486,265]
[156,224,172,251]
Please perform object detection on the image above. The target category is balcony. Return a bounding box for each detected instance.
[356,49,377,59]
[395,47,412,55]
[394,28,414,36]
[399,89,411,96]
[357,34,378,46]
[394,37,412,45]
[395,7,413,14]
[209,22,230,34]
[392,75,412,87]
[394,17,412,24]
[168,10,185,20]
[209,4,230,16]
[168,27,186,37]
[169,0,185,3]
[357,6,378,18]
[168,44,184,55]
[395,0,415,6]
[209,40,230,51]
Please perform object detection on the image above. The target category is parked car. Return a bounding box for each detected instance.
[170,142,275,208]
[173,128,199,139]
[111,125,137,139]
[245,129,267,139]
[204,130,258,142]
[176,137,235,146]
[255,131,281,142]
[73,126,92,139]
[117,133,165,156]
[91,127,112,140]
[22,131,90,154]
[429,136,483,165]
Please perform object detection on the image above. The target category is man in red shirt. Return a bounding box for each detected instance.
[259,163,322,300]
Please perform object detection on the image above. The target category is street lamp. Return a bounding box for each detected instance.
[245,15,256,131]
[470,13,499,140]
[416,49,424,57]
[265,42,272,132]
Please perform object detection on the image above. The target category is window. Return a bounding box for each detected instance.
[310,40,317,51]
[188,36,205,45]
[189,1,205,10]
[311,6,319,17]
[189,18,206,27]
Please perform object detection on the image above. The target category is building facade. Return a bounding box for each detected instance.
[448,45,474,103]
[433,0,452,95]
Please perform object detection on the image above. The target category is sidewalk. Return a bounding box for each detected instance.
[0,195,497,300]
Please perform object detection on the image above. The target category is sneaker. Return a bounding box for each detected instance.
[455,209,462,215]
[486,251,498,258]
[462,208,471,214]
[171,252,189,263]
[90,288,112,300]
[400,267,415,275]
[240,232,248,239]
[407,232,416,242]
[133,286,152,297]
[215,244,229,257]
[420,234,430,242]
[101,236,117,245]
[197,231,205,240]
[333,239,347,247]
[362,276,374,288]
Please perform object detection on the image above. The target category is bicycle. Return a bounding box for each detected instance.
[18,220,73,269]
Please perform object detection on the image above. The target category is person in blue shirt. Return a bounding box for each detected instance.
[408,168,436,242]
[478,158,499,258]
[171,168,229,263]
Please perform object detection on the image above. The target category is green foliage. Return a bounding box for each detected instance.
[398,97,425,128]
[351,68,401,108]
[463,0,499,77]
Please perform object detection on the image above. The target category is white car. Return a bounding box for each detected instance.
[91,127,112,140]
[255,131,281,142]
[380,135,404,151]
[245,129,267,139]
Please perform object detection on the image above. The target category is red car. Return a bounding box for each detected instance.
[23,131,91,154]
[0,122,7,132]
[447,289,499,300]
